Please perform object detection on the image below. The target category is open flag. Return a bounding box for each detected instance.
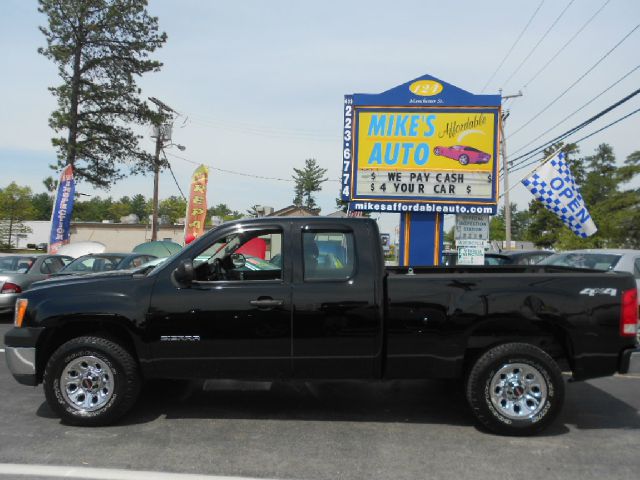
[521,153,597,238]
[48,165,75,254]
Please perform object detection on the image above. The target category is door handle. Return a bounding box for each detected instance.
[250,298,284,308]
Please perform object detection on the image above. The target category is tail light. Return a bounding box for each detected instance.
[620,288,638,337]
[1,282,22,294]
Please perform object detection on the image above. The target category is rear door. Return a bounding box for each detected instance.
[291,222,382,379]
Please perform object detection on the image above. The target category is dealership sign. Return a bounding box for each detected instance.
[342,74,501,214]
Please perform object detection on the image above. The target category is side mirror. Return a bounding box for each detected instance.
[230,253,246,269]
[172,259,194,287]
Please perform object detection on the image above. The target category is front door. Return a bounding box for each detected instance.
[147,224,292,379]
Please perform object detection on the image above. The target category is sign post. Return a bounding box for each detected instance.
[341,74,501,266]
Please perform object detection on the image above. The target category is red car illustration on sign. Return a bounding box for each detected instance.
[433,145,491,165]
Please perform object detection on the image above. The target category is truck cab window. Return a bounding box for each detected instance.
[303,231,355,281]
[193,228,283,282]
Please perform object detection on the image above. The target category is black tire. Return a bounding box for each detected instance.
[43,336,141,426]
[466,343,564,436]
[459,154,469,165]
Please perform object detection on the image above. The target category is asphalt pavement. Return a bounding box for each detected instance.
[0,320,639,480]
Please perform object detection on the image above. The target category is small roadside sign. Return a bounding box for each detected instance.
[457,245,485,265]
[455,214,490,241]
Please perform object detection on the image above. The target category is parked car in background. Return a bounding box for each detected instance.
[433,145,491,165]
[441,250,551,266]
[497,250,554,265]
[540,249,640,290]
[53,253,157,276]
[0,254,72,314]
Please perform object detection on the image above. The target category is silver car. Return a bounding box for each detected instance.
[0,255,72,315]
[539,249,640,291]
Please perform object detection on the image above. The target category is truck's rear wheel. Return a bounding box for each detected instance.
[466,343,564,436]
[43,336,140,426]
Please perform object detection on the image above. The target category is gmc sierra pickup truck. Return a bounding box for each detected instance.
[5,217,640,435]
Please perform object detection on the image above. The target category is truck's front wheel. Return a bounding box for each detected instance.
[466,343,564,436]
[43,336,141,426]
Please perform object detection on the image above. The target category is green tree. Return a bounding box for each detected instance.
[159,196,186,224]
[38,0,167,187]
[207,203,241,223]
[335,197,348,213]
[130,193,150,223]
[292,158,327,209]
[31,192,54,220]
[0,183,35,248]
[444,226,455,245]
[489,203,530,241]
[245,205,260,218]
[525,144,640,249]
[42,176,57,193]
[73,196,111,221]
[106,201,131,221]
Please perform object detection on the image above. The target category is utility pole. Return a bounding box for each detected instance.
[499,90,523,247]
[148,97,176,241]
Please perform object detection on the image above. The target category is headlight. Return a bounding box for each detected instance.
[14,298,28,328]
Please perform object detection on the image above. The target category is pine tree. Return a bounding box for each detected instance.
[38,0,167,187]
[291,158,327,210]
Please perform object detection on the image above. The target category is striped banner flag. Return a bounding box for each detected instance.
[184,165,209,244]
[48,165,75,253]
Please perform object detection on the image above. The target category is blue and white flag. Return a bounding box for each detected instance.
[522,153,597,238]
[48,165,76,253]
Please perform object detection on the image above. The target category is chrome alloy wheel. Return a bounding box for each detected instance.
[489,362,548,420]
[60,355,114,412]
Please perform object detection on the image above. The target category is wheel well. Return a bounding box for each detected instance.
[463,327,573,377]
[36,319,139,382]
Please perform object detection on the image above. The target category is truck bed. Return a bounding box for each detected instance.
[384,265,636,380]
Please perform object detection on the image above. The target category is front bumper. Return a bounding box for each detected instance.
[619,347,640,375]
[5,347,37,385]
[4,326,44,386]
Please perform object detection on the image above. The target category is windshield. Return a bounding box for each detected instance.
[539,252,622,271]
[62,255,125,273]
[0,256,36,273]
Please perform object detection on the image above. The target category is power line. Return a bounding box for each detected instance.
[505,87,640,174]
[170,109,338,142]
[570,106,640,147]
[522,0,611,89]
[186,113,335,137]
[166,152,294,182]
[508,22,640,138]
[162,150,187,201]
[511,64,640,156]
[480,0,545,93]
[501,0,575,89]
[509,106,640,177]
[165,151,342,184]
[498,105,640,198]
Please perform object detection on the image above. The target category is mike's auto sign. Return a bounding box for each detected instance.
[342,74,501,214]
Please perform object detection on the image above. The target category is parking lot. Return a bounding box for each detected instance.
[0,320,638,480]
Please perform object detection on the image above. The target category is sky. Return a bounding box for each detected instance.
[1,0,639,240]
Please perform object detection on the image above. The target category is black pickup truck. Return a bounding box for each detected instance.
[5,217,640,435]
